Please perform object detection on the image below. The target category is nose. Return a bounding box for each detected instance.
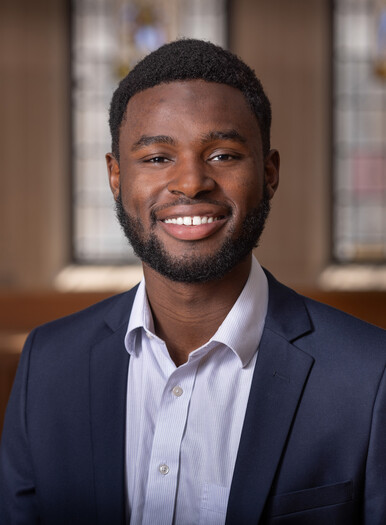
[167,157,216,198]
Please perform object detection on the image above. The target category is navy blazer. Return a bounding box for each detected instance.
[0,272,385,524]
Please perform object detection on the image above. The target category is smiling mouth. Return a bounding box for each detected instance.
[163,215,225,226]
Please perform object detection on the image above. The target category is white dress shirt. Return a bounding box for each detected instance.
[124,257,268,525]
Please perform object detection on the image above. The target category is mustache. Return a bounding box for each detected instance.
[150,197,233,223]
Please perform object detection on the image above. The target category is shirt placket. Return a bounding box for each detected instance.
[141,359,199,525]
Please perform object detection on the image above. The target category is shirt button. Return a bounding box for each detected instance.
[146,332,154,340]
[159,464,169,475]
[172,386,183,397]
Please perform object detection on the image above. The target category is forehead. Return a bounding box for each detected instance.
[120,80,261,143]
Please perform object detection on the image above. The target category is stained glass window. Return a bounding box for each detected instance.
[72,0,227,263]
[333,0,386,262]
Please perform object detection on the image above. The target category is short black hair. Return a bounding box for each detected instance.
[109,38,272,160]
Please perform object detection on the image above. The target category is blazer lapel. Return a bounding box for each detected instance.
[89,290,136,524]
[226,272,315,524]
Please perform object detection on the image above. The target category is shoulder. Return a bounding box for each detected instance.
[302,293,384,340]
[263,271,386,419]
[25,285,139,352]
[265,269,385,361]
[299,294,386,375]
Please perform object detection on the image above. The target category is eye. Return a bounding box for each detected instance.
[210,153,240,162]
[144,156,170,164]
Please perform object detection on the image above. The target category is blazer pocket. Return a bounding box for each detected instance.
[267,480,353,517]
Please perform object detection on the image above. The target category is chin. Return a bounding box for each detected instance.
[115,191,271,283]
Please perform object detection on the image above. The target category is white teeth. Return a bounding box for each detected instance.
[164,216,220,226]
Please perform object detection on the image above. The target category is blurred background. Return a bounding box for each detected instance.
[1,0,386,431]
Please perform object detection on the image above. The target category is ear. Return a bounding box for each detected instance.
[106,153,120,200]
[264,149,280,200]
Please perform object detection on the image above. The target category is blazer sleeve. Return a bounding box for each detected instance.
[364,362,386,525]
[0,330,39,524]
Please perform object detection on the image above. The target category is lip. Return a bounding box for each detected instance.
[156,204,230,241]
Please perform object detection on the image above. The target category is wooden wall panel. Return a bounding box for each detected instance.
[0,335,24,435]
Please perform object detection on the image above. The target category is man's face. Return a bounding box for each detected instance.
[107,80,279,282]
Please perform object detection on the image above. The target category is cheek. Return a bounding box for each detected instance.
[120,186,143,219]
[225,162,262,209]
[120,169,146,203]
[226,179,262,214]
[121,174,164,220]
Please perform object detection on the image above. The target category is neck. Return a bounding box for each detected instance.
[143,255,252,366]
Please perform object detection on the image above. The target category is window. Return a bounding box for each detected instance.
[333,0,386,263]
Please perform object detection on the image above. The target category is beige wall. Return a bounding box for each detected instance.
[0,0,70,289]
[231,0,330,287]
[0,0,330,290]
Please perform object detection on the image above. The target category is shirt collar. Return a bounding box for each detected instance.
[209,256,268,366]
[125,278,153,356]
[125,256,268,367]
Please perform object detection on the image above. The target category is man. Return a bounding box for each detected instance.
[0,39,385,525]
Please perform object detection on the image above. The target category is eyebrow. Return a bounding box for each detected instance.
[131,129,247,152]
[131,135,176,151]
[200,129,247,144]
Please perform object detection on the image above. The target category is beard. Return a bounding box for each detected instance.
[115,187,270,283]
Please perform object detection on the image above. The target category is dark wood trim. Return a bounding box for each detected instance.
[0,289,384,333]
